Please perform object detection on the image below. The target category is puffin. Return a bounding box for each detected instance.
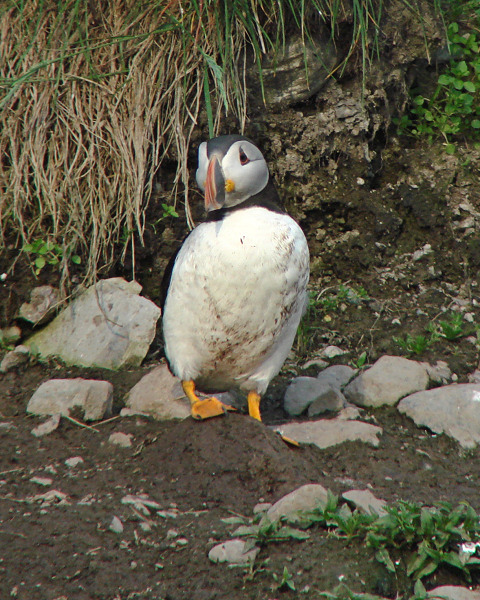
[161,134,309,422]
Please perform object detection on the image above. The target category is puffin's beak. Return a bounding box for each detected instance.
[204,155,225,211]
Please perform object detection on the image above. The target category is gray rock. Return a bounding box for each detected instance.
[124,364,190,420]
[19,285,60,325]
[0,325,21,345]
[109,516,124,534]
[427,586,480,600]
[31,414,61,437]
[321,345,346,359]
[257,33,337,107]
[423,360,452,385]
[307,387,346,417]
[398,384,480,449]
[284,376,345,416]
[344,355,429,407]
[274,414,382,450]
[65,456,84,468]
[264,484,329,525]
[108,432,133,448]
[27,378,113,421]
[342,489,387,516]
[317,364,356,388]
[208,539,259,566]
[0,345,30,373]
[24,278,160,369]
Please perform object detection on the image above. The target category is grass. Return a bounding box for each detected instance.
[394,0,480,153]
[224,491,480,596]
[296,284,369,356]
[0,0,439,292]
[394,311,469,356]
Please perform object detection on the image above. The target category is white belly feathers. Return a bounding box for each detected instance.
[162,206,309,394]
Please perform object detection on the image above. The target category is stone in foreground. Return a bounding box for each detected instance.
[426,586,480,600]
[275,413,382,450]
[264,483,329,525]
[342,489,388,516]
[123,364,189,420]
[24,278,160,369]
[284,376,345,416]
[344,355,429,407]
[208,539,259,566]
[398,384,480,449]
[19,285,60,325]
[27,378,113,421]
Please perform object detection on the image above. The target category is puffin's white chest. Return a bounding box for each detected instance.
[162,207,309,392]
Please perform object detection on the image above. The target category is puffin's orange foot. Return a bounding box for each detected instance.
[247,391,262,421]
[191,397,236,420]
[279,433,300,447]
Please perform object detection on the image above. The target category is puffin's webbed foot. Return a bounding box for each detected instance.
[182,380,235,420]
[247,391,262,421]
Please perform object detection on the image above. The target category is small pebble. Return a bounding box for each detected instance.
[176,538,188,546]
[108,432,133,448]
[109,516,124,534]
[65,456,84,468]
[166,529,178,539]
[30,477,53,486]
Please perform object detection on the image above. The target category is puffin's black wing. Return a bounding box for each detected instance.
[159,231,193,314]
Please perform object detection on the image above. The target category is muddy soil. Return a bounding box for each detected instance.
[1,357,480,600]
[1,134,480,599]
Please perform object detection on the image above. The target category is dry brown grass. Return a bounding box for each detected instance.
[0,0,252,289]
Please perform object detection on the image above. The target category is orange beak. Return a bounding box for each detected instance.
[204,156,224,211]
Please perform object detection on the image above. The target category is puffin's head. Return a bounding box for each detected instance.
[196,135,269,211]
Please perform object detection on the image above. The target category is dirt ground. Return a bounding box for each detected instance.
[2,94,480,600]
[1,142,480,600]
[1,356,480,600]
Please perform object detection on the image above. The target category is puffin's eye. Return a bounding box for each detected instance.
[239,148,250,165]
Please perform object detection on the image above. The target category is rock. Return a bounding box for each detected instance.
[264,484,329,525]
[30,476,53,486]
[27,489,69,506]
[0,422,15,435]
[19,285,60,325]
[65,456,84,468]
[24,278,160,369]
[0,325,21,345]
[469,370,480,384]
[274,414,382,450]
[284,376,343,416]
[208,539,259,566]
[253,502,272,514]
[123,364,189,420]
[31,414,61,437]
[342,489,387,516]
[307,387,346,417]
[427,586,480,600]
[256,33,337,107]
[109,516,124,534]
[321,345,346,359]
[301,358,329,370]
[317,364,356,388]
[121,494,162,515]
[283,365,356,417]
[27,378,113,421]
[423,360,452,385]
[344,355,429,407]
[398,384,480,449]
[108,432,133,448]
[0,345,30,373]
